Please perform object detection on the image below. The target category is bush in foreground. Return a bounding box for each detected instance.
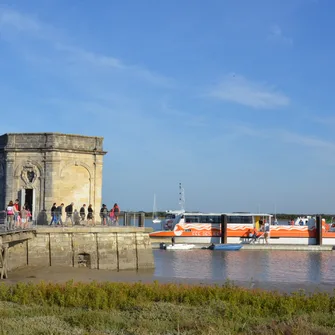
[0,281,333,334]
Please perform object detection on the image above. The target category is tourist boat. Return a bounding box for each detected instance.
[150,211,335,245]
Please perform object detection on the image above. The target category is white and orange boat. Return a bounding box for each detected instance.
[150,211,335,245]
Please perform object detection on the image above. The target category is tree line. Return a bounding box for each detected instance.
[144,212,335,222]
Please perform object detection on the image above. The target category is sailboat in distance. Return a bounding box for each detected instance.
[152,194,161,224]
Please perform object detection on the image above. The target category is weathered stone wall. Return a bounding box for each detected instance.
[0,152,5,209]
[0,133,106,221]
[117,233,137,270]
[49,232,73,266]
[9,227,155,271]
[27,234,50,267]
[97,233,118,270]
[7,241,28,271]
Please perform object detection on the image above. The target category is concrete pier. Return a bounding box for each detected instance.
[6,227,154,274]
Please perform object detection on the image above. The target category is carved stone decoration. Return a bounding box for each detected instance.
[21,164,39,186]
[27,170,35,183]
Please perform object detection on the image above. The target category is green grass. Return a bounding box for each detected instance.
[0,281,334,334]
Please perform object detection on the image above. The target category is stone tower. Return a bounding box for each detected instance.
[0,133,106,222]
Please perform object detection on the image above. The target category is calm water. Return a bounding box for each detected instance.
[153,249,335,291]
[145,218,335,293]
[10,248,334,294]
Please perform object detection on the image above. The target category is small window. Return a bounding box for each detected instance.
[185,216,200,223]
[228,216,252,224]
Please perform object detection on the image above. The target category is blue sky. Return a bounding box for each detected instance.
[1,0,335,213]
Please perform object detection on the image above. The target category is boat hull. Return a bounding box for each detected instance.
[160,243,195,250]
[209,244,242,251]
[150,231,335,245]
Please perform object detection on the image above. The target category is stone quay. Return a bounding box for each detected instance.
[0,133,155,276]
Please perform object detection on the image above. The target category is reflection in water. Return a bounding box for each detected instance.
[154,250,335,287]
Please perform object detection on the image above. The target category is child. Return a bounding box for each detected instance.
[27,209,32,226]
[21,206,28,229]
[17,214,22,229]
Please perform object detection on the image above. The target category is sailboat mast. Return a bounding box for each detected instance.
[179,183,185,212]
[153,194,156,219]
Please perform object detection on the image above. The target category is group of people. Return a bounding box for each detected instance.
[249,219,269,244]
[99,203,120,225]
[5,199,32,230]
[49,202,120,226]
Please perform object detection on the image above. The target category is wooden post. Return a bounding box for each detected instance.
[221,214,228,244]
[0,244,8,279]
[316,215,323,246]
[138,212,145,227]
[123,212,128,226]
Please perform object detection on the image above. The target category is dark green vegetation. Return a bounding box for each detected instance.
[0,281,334,334]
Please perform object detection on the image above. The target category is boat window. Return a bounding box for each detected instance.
[166,214,176,219]
[227,216,253,224]
[185,216,200,223]
[184,215,221,223]
[184,215,253,224]
[203,216,221,223]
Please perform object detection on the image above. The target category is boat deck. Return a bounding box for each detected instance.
[151,243,334,251]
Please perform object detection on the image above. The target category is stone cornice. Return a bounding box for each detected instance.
[1,148,107,155]
[0,133,107,155]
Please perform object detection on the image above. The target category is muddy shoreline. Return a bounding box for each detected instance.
[4,265,334,295]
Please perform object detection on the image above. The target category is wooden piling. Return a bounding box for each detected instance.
[0,244,8,279]
[316,215,323,246]
[138,212,145,227]
[221,214,228,244]
[123,212,128,226]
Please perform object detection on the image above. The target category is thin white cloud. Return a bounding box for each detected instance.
[221,122,335,151]
[0,7,40,32]
[208,74,290,109]
[313,115,335,127]
[280,132,335,149]
[268,25,293,45]
[0,7,172,87]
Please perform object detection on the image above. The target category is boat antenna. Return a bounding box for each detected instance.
[179,182,185,212]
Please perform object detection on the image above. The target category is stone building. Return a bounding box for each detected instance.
[0,133,106,222]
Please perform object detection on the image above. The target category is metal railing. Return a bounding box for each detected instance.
[32,210,147,228]
[0,210,36,232]
[0,209,147,229]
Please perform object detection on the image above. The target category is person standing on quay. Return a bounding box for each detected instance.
[49,202,57,226]
[21,206,28,229]
[80,204,86,223]
[65,202,74,226]
[113,203,120,225]
[55,203,64,226]
[87,204,94,226]
[6,201,15,230]
[13,199,20,226]
[100,204,108,226]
